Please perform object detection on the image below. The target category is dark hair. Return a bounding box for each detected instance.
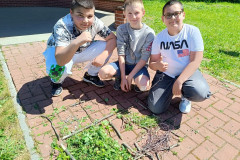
[71,0,95,11]
[162,0,184,16]
[123,0,144,11]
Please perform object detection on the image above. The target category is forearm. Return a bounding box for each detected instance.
[105,34,116,56]
[177,62,200,84]
[55,39,82,66]
[149,61,160,71]
[119,56,126,79]
[177,51,203,84]
[129,60,147,77]
[96,37,116,62]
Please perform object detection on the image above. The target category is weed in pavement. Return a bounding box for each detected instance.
[52,121,133,159]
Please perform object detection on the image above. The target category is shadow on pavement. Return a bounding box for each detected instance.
[17,75,182,128]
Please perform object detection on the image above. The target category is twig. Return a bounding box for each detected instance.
[122,142,135,155]
[137,102,148,110]
[171,131,180,137]
[146,153,154,160]
[156,152,161,160]
[82,105,94,123]
[63,113,115,140]
[41,115,59,141]
[169,143,179,150]
[134,154,145,160]
[60,143,76,160]
[134,142,140,151]
[110,121,122,140]
[41,116,77,159]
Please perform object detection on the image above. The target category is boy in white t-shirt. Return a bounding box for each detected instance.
[148,0,211,114]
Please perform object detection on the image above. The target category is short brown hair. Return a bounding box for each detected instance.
[71,0,95,11]
[123,0,144,11]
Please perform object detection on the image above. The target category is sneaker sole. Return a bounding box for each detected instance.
[83,78,105,88]
[52,88,63,97]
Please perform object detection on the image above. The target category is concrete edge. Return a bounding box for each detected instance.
[0,33,51,46]
[0,49,40,160]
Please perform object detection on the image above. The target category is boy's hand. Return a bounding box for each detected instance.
[127,74,134,91]
[76,31,92,45]
[172,79,183,95]
[121,78,129,92]
[157,56,168,72]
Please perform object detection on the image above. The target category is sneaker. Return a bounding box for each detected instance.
[51,82,63,97]
[113,77,121,90]
[179,97,191,113]
[134,85,141,93]
[83,72,105,87]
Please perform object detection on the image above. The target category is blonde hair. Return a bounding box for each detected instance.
[123,0,144,11]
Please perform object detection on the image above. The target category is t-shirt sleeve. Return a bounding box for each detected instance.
[151,34,161,55]
[141,31,155,61]
[53,23,71,47]
[190,27,204,52]
[116,25,126,56]
[95,17,112,38]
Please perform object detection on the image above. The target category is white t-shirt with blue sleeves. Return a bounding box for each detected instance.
[151,24,204,78]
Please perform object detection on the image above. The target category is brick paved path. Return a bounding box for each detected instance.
[1,42,240,160]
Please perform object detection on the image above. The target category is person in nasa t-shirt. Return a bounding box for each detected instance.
[148,0,211,114]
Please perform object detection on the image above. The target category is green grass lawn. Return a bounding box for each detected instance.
[0,65,30,159]
[143,1,240,85]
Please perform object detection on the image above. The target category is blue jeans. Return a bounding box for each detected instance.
[148,69,211,114]
[109,61,150,79]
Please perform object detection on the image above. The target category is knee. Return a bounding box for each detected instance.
[136,76,150,91]
[183,84,211,102]
[99,67,113,80]
[147,97,168,114]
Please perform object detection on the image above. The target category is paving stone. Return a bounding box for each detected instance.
[197,107,214,120]
[171,137,198,159]
[222,119,240,135]
[86,91,103,103]
[182,153,199,160]
[232,89,240,98]
[206,107,231,122]
[216,129,240,149]
[186,114,208,130]
[214,143,239,160]
[227,102,240,113]
[199,127,224,146]
[212,99,230,111]
[179,123,205,144]
[121,130,137,143]
[192,140,218,160]
[204,117,225,132]
[99,93,117,105]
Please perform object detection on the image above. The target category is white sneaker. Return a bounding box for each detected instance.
[179,97,191,113]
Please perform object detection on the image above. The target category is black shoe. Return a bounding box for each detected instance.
[134,85,142,93]
[113,77,121,90]
[83,72,105,87]
[51,82,63,97]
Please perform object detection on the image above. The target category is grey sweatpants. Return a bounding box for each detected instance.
[148,70,211,114]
